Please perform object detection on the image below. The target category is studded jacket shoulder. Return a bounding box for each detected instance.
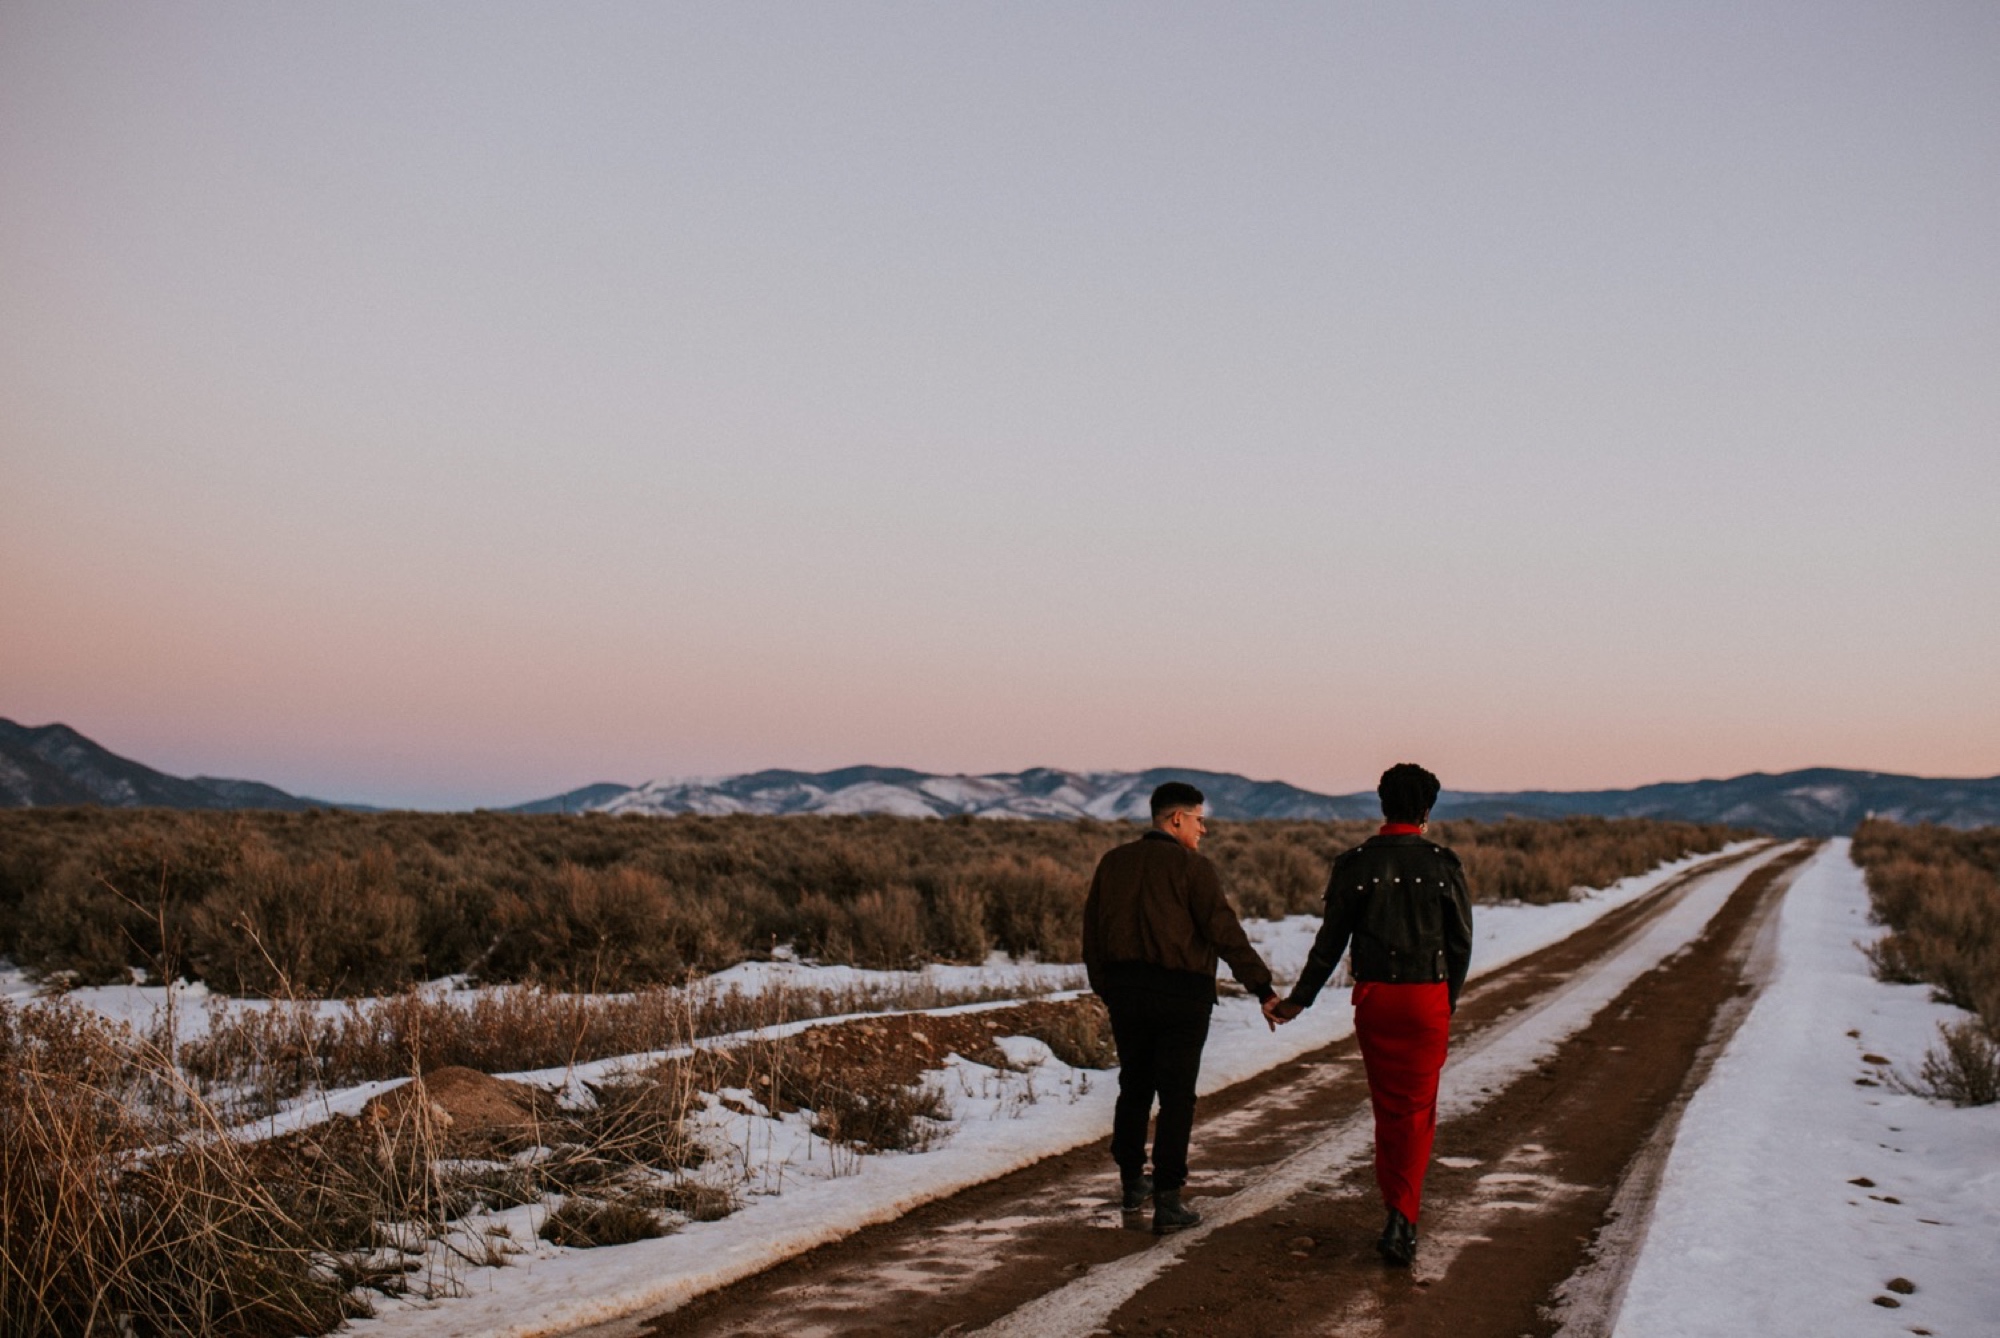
[1284,833,1475,1012]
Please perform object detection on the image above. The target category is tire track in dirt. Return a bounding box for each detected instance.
[583,842,1790,1338]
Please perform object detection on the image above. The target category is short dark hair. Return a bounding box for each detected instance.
[1378,763,1440,824]
[1150,781,1205,820]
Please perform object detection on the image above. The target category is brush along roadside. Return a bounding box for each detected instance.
[1850,819,2000,1106]
[0,991,1117,1338]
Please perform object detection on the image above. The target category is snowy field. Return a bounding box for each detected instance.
[325,845,1749,1338]
[1613,839,1999,1336]
[0,844,1761,1338]
[0,951,1087,1047]
[28,839,1989,1337]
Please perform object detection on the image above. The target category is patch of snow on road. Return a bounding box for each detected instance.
[1613,840,1999,1336]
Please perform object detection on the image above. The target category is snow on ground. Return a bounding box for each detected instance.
[0,841,1774,1337]
[703,952,1082,999]
[0,953,1085,1050]
[1614,840,1998,1337]
[1,965,229,1034]
[333,845,1750,1338]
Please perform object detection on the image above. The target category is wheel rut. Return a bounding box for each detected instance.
[586,841,1803,1338]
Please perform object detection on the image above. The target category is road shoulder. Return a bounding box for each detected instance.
[1613,839,2000,1336]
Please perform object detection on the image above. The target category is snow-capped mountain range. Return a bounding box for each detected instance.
[508,764,2000,836]
[506,766,1374,822]
[7,718,2000,836]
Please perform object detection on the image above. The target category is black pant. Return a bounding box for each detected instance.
[1104,990,1213,1192]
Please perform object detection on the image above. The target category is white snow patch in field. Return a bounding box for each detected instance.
[1613,840,1999,1336]
[703,954,1082,998]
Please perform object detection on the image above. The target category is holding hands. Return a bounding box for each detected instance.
[1262,996,1303,1030]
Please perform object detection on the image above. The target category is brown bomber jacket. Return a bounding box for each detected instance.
[1082,830,1276,1005]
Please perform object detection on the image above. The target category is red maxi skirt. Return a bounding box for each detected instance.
[1352,980,1451,1223]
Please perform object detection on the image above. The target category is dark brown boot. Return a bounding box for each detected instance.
[1152,1189,1201,1235]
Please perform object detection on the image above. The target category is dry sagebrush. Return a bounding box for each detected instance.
[1851,820,2000,1030]
[1,809,1745,994]
[1851,819,2000,1105]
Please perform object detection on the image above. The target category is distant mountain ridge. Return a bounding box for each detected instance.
[6,718,1997,836]
[519,764,2000,837]
[1428,769,2000,835]
[515,766,1379,823]
[0,719,352,812]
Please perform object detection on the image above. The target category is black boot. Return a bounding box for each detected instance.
[1376,1208,1416,1267]
[1120,1173,1154,1213]
[1152,1188,1201,1235]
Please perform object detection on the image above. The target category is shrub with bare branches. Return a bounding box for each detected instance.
[1851,819,2000,1039]
[0,809,1743,994]
[1916,1019,2000,1107]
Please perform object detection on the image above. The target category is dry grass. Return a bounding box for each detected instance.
[0,986,774,1334]
[168,973,1077,1120]
[1851,820,2000,1107]
[0,809,1745,994]
[1851,820,2000,1030]
[1015,994,1119,1069]
[538,1196,667,1248]
[1915,1020,2000,1107]
[0,999,356,1337]
[657,1032,948,1155]
[4,978,1205,1332]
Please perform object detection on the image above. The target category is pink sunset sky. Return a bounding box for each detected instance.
[3,4,1997,809]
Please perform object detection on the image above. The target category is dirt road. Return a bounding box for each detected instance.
[587,841,1814,1338]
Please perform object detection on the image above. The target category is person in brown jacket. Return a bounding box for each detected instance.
[1083,780,1276,1234]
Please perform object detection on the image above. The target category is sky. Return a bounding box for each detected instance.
[3,3,1997,809]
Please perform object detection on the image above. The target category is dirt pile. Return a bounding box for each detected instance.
[757,998,1115,1090]
[362,1065,555,1151]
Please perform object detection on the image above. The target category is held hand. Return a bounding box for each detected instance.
[1261,996,1303,1029]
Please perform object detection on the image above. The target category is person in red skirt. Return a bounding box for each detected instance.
[1265,763,1473,1266]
